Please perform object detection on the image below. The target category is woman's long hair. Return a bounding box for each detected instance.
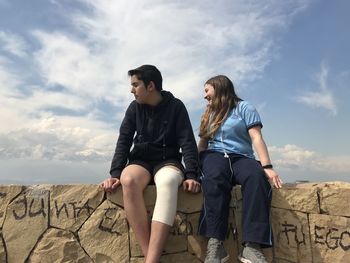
[199,75,241,139]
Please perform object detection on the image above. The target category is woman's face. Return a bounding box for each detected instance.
[204,84,215,105]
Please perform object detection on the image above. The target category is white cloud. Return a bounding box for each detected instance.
[0,31,28,57]
[32,0,312,106]
[269,144,316,169]
[0,52,118,164]
[30,89,90,112]
[0,115,116,162]
[33,31,129,105]
[316,156,350,174]
[269,144,350,174]
[0,56,23,96]
[0,51,102,134]
[0,81,94,135]
[297,62,337,116]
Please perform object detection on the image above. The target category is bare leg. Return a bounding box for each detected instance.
[120,165,151,257]
[145,221,171,263]
[145,166,183,262]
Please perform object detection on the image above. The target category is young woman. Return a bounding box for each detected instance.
[197,75,282,263]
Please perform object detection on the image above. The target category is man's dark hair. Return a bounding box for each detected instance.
[128,65,163,91]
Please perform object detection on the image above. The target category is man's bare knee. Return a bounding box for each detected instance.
[120,174,137,188]
[120,165,150,190]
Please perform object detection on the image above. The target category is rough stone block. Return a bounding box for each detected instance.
[50,184,104,232]
[177,188,203,213]
[166,213,189,254]
[130,252,203,263]
[274,258,296,263]
[106,187,124,207]
[79,199,129,263]
[27,228,92,263]
[130,257,144,263]
[271,207,312,262]
[224,209,240,263]
[0,185,23,227]
[188,235,207,261]
[2,185,49,263]
[232,186,243,202]
[108,185,156,210]
[271,184,319,213]
[262,247,274,263]
[160,251,202,262]
[0,233,6,263]
[187,212,206,261]
[232,197,243,251]
[232,184,320,212]
[318,182,350,217]
[309,213,350,262]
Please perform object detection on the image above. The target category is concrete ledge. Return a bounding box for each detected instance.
[0,182,349,262]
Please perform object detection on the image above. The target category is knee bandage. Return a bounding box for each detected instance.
[152,166,183,226]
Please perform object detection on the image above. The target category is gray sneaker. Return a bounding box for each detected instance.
[204,238,229,263]
[238,243,268,263]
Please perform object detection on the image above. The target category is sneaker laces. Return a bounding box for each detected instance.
[244,243,267,262]
[251,248,266,261]
[206,239,222,259]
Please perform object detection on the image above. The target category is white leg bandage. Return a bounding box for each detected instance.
[152,166,183,226]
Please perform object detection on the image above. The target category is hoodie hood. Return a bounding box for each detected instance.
[142,90,174,111]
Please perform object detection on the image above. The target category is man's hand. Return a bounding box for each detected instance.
[183,179,201,193]
[100,178,121,193]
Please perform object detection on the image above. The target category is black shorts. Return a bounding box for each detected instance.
[127,159,184,184]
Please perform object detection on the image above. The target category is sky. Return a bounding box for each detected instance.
[0,0,349,184]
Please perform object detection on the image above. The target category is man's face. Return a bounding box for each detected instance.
[130,75,149,104]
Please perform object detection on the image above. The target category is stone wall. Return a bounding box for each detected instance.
[0,182,349,263]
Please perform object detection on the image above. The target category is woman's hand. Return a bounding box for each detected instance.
[264,169,283,188]
[183,179,201,193]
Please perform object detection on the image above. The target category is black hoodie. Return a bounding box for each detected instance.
[110,91,199,181]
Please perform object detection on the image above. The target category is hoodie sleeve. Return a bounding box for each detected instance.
[175,100,200,181]
[110,102,136,178]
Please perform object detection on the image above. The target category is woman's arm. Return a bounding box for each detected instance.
[248,126,283,188]
[198,138,208,153]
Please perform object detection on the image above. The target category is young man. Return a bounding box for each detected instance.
[101,65,200,263]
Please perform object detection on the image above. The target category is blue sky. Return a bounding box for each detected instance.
[0,0,349,184]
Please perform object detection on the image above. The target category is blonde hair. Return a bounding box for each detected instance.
[199,75,241,139]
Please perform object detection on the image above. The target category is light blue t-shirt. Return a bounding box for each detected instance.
[207,101,262,159]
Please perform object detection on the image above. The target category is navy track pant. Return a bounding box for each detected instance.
[198,151,273,247]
